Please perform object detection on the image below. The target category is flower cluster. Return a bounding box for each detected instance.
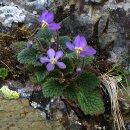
[17,10,105,116]
[27,10,96,71]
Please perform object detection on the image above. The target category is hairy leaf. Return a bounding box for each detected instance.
[65,53,82,66]
[63,85,77,101]
[35,68,48,82]
[78,91,105,115]
[37,28,53,39]
[27,64,36,72]
[17,48,40,65]
[12,41,27,54]
[76,72,100,91]
[31,76,39,84]
[39,38,49,48]
[59,36,70,48]
[84,56,95,64]
[48,69,62,78]
[65,52,76,59]
[62,57,75,74]
[43,78,63,97]
[37,28,53,48]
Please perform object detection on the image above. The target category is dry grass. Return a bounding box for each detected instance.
[100,74,126,130]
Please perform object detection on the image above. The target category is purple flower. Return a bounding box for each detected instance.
[40,48,66,71]
[66,35,96,57]
[39,10,61,31]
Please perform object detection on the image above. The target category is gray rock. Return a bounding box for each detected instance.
[107,46,127,63]
[85,0,102,3]
[98,15,109,35]
[0,0,55,12]
[61,13,94,38]
[0,6,26,27]
[98,33,118,49]
[50,97,67,113]
[26,0,54,10]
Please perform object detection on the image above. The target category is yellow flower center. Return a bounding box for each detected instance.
[42,20,48,28]
[50,58,57,65]
[75,47,83,54]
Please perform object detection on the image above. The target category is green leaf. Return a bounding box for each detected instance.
[31,76,39,84]
[84,56,95,64]
[62,57,75,74]
[63,85,77,101]
[74,57,82,66]
[37,28,53,48]
[17,48,40,65]
[12,41,27,54]
[77,91,105,115]
[47,69,62,78]
[35,68,48,82]
[37,28,53,39]
[59,36,70,48]
[0,68,9,79]
[76,72,100,91]
[65,53,82,66]
[39,38,49,48]
[65,52,76,58]
[43,78,63,97]
[27,64,36,72]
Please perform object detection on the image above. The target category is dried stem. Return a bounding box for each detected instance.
[100,74,126,130]
[56,30,60,51]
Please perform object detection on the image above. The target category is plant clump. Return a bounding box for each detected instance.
[17,10,105,116]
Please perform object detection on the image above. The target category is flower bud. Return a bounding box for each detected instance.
[50,38,56,47]
[76,68,82,74]
[27,41,33,48]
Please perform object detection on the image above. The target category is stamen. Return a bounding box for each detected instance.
[75,47,83,54]
[50,58,57,65]
[42,20,48,28]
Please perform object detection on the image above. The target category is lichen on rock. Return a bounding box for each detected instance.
[0,6,26,27]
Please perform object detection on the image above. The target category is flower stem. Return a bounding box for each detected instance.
[81,57,85,71]
[56,30,59,51]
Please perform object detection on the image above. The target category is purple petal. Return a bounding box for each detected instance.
[40,57,50,64]
[47,48,55,59]
[44,12,54,24]
[74,35,81,47]
[79,36,87,49]
[66,42,74,51]
[55,51,64,60]
[48,23,61,30]
[46,63,55,71]
[79,51,86,57]
[56,62,66,69]
[39,10,49,22]
[84,47,96,56]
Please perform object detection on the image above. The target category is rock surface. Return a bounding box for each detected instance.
[0,94,64,130]
[60,0,130,64]
[1,0,130,129]
[0,6,26,27]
